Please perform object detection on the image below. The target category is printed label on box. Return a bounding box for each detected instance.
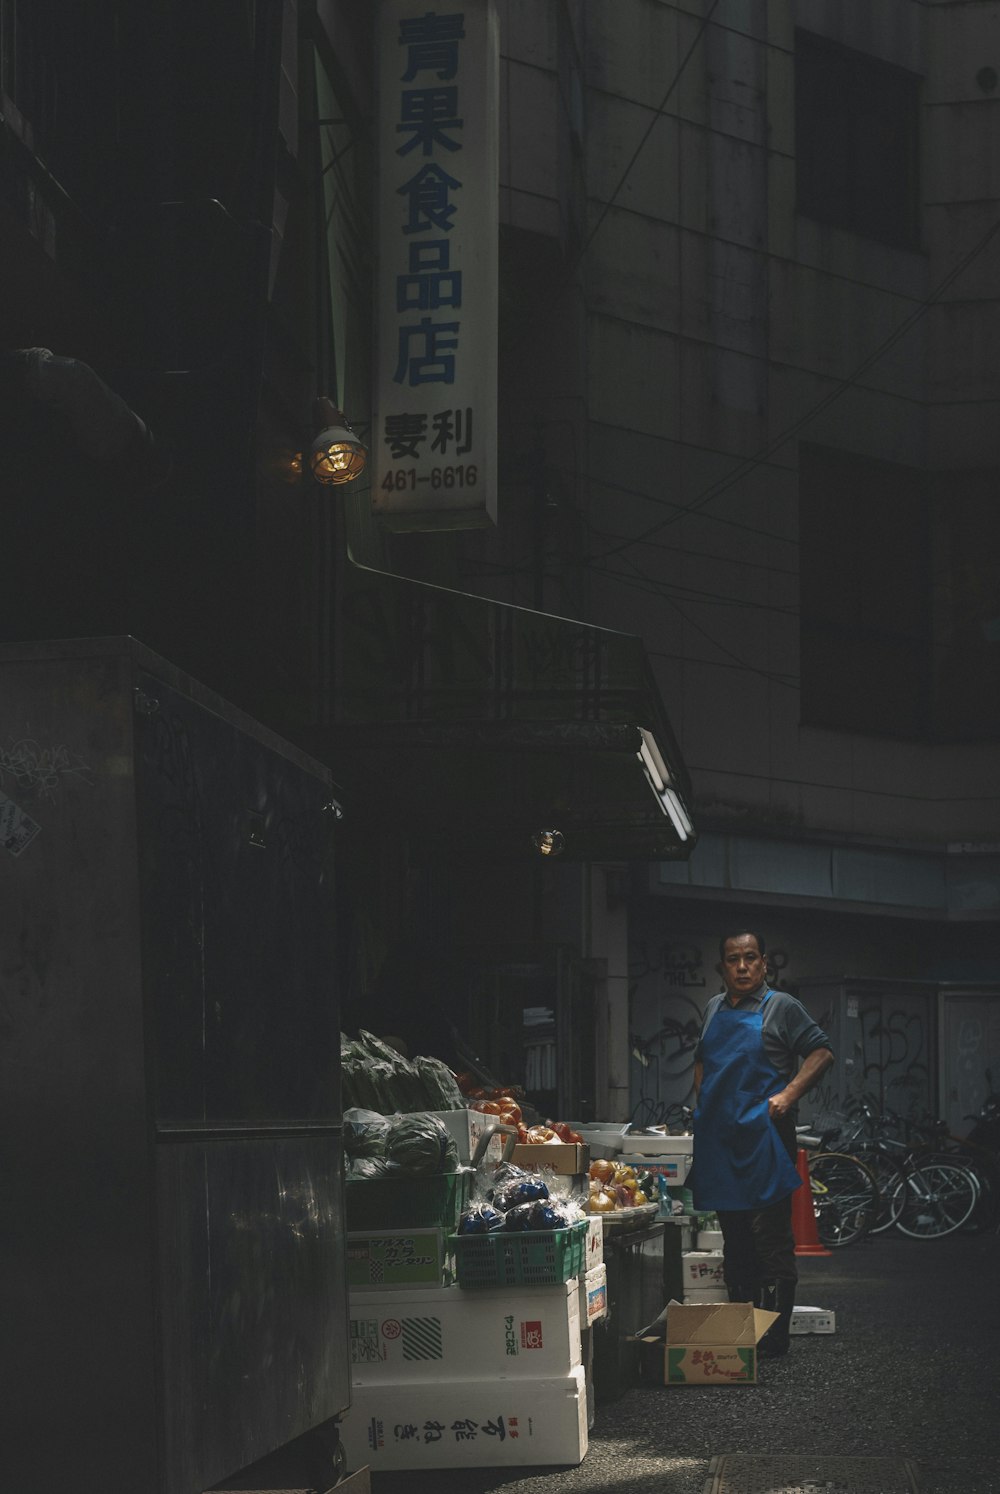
[347,1230,445,1289]
[667,1345,755,1384]
[681,1251,725,1289]
[340,1369,588,1469]
[585,1282,607,1321]
[349,1279,581,1382]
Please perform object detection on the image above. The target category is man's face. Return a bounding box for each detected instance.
[720,935,766,999]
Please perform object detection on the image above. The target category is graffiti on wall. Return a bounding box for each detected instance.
[857,1002,931,1116]
[628,940,714,1123]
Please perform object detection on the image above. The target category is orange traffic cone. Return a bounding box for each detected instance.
[792,1147,831,1257]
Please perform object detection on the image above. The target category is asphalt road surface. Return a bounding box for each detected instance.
[364,1228,1000,1494]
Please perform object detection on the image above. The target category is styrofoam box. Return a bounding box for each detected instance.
[618,1152,692,1183]
[422,1109,507,1167]
[791,1305,836,1335]
[580,1264,607,1325]
[681,1250,726,1292]
[697,1230,724,1250]
[339,1368,588,1469]
[683,1287,729,1305]
[349,1278,581,1384]
[621,1132,694,1157]
[572,1124,628,1157]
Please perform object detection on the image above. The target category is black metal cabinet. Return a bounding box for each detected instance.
[592,1221,669,1403]
[0,639,349,1494]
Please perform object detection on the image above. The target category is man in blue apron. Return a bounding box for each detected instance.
[690,930,834,1357]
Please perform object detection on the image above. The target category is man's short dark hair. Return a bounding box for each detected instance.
[719,929,767,961]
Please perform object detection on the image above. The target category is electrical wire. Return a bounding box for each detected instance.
[552,464,800,547]
[589,553,800,688]
[584,211,1000,566]
[573,0,723,273]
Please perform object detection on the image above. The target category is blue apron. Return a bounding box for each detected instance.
[690,989,802,1211]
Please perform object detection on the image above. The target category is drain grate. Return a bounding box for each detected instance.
[704,1453,922,1494]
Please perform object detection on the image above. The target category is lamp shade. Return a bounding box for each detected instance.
[309,397,366,485]
[532,828,565,857]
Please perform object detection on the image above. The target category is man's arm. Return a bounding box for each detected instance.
[768,1046,833,1119]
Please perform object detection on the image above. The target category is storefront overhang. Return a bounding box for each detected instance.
[326,559,697,862]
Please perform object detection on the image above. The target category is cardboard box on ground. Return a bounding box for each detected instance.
[635,1301,780,1385]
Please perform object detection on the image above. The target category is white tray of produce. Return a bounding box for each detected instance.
[620,1130,694,1156]
[571,1123,628,1157]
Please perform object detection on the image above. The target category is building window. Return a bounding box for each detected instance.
[795,29,921,250]
[799,444,929,738]
[800,446,1000,741]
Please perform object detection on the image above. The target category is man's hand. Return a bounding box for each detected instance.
[769,1047,834,1119]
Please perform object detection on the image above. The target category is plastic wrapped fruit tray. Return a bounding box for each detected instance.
[595,1201,659,1230]
[450,1219,588,1288]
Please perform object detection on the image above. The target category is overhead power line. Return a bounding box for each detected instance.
[584,211,1000,566]
[574,0,723,271]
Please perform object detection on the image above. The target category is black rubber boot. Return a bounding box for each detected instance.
[756,1278,795,1358]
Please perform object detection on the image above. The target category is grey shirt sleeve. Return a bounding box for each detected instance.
[762,992,832,1076]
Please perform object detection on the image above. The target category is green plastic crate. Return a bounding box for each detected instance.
[450,1219,588,1289]
[345,1170,472,1232]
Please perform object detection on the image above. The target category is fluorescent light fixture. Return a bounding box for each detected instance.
[637,728,693,842]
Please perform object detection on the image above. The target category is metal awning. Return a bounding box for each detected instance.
[326,558,696,861]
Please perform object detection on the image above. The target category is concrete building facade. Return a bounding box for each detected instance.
[448,0,1000,1125]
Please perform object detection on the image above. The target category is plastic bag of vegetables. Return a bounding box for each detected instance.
[457,1201,505,1235]
[385,1111,460,1174]
[344,1107,390,1159]
[348,1156,401,1179]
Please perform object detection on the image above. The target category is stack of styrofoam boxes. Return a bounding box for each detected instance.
[338,1119,600,1472]
[578,1215,607,1430]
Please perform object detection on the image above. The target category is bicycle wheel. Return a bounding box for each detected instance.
[918,1146,1000,1233]
[851,1147,908,1234]
[809,1151,880,1248]
[892,1161,979,1239]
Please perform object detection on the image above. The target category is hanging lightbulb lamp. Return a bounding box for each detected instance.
[309,396,367,486]
[532,828,565,857]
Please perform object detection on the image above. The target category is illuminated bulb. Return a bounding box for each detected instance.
[309,397,367,486]
[532,828,565,857]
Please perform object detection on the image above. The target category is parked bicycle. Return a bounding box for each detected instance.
[794,1127,880,1248]
[815,1096,981,1241]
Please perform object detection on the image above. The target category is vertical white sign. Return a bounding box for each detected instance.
[374,0,499,530]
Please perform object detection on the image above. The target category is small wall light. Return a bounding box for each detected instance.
[309,396,367,485]
[532,828,565,857]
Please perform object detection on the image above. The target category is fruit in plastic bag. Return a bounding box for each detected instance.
[501,1202,539,1232]
[494,1176,549,1211]
[528,1200,567,1230]
[458,1204,504,1235]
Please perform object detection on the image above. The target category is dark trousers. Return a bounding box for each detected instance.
[716,1113,798,1292]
